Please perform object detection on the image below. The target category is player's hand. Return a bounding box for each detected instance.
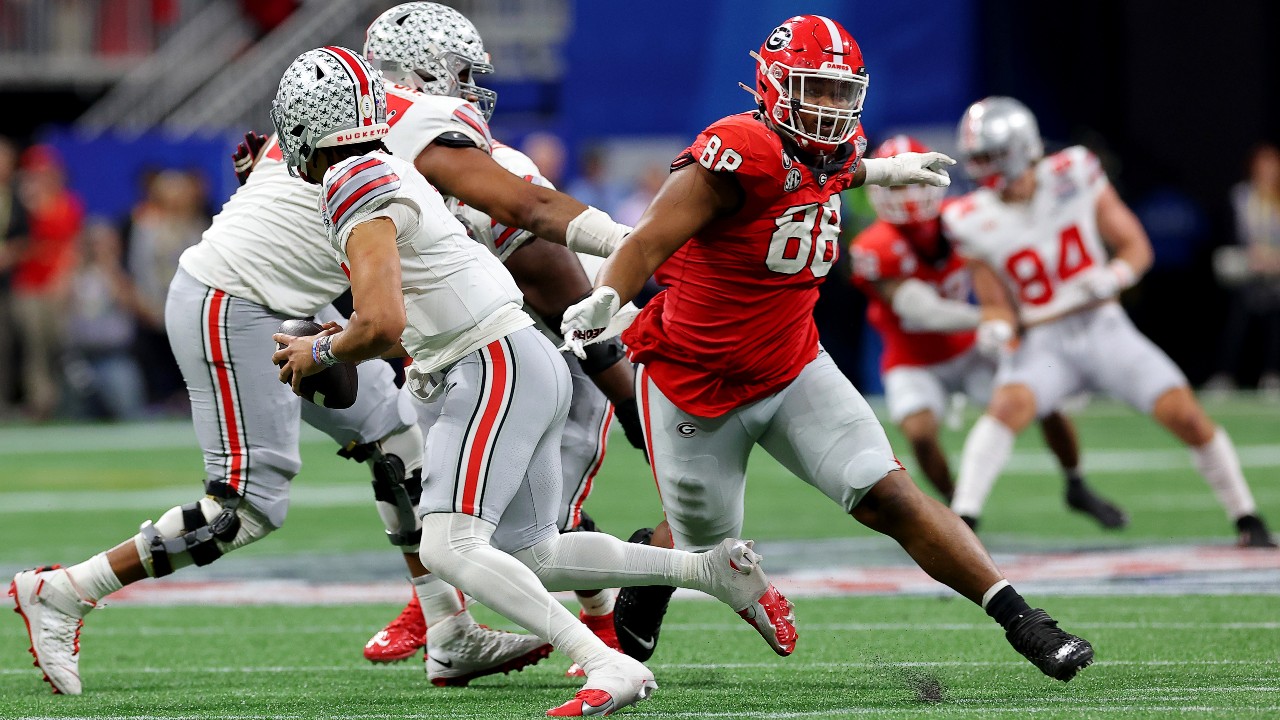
[271,333,325,394]
[232,131,269,186]
[612,396,649,461]
[862,152,956,188]
[976,319,1014,357]
[1079,259,1137,300]
[560,286,620,359]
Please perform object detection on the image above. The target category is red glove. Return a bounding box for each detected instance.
[232,131,269,185]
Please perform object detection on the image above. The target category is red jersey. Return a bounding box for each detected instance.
[849,218,976,371]
[624,112,866,417]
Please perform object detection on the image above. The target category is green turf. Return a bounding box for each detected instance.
[1,596,1277,718]
[1,395,1278,716]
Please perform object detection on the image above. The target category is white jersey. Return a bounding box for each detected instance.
[320,151,530,375]
[178,139,340,317]
[943,146,1110,326]
[453,141,555,262]
[177,81,492,318]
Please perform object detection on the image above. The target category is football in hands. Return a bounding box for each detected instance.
[275,319,358,409]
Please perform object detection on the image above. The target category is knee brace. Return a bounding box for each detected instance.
[338,425,425,552]
[135,495,273,578]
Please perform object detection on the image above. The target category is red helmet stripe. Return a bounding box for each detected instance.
[814,15,843,55]
[322,45,373,126]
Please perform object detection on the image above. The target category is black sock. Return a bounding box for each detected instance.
[985,585,1032,631]
[1065,471,1084,488]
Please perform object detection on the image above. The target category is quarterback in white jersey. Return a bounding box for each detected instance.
[356,4,650,672]
[944,96,1274,547]
[270,46,798,718]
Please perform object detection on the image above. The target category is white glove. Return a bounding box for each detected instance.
[861,152,956,188]
[1078,259,1137,300]
[975,319,1014,358]
[560,286,621,359]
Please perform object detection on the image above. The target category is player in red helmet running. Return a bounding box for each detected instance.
[564,15,1094,683]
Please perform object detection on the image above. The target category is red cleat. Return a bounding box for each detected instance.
[364,594,426,663]
[546,654,656,716]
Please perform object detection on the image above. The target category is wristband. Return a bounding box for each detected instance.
[312,335,340,367]
[565,206,631,257]
[1109,259,1138,290]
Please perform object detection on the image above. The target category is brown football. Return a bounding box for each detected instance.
[276,319,358,409]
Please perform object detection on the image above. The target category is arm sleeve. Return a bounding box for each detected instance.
[891,278,982,332]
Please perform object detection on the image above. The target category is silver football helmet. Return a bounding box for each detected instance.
[363,2,497,120]
[957,96,1043,190]
[270,46,390,179]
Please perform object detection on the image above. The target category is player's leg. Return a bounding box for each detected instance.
[952,329,1080,528]
[885,365,954,500]
[10,271,298,695]
[1085,305,1274,546]
[555,357,623,676]
[759,351,1094,681]
[1037,411,1128,529]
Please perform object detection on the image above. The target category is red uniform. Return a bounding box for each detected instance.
[849,217,975,371]
[624,112,866,417]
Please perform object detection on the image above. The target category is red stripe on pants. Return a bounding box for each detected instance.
[570,408,612,527]
[207,291,245,492]
[461,339,509,515]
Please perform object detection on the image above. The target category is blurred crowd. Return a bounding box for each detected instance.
[1,131,1275,425]
[0,137,211,422]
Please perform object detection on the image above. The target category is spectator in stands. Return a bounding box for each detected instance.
[64,220,145,421]
[566,144,625,217]
[125,169,209,411]
[519,131,567,188]
[12,144,82,421]
[615,162,667,227]
[1208,143,1280,395]
[0,136,27,419]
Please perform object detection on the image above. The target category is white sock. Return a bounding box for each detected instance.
[512,530,708,593]
[65,552,122,604]
[577,589,616,617]
[419,513,616,673]
[952,415,1016,518]
[412,573,464,626]
[1192,428,1257,520]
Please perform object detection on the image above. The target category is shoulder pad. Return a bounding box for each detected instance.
[322,155,402,231]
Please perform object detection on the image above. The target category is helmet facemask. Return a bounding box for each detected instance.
[866,183,945,225]
[371,49,497,120]
[753,51,866,154]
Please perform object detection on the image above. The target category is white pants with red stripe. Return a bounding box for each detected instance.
[167,269,417,528]
[417,326,573,553]
[638,349,902,552]
[414,350,610,534]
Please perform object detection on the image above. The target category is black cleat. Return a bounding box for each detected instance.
[1066,482,1129,529]
[1236,514,1278,548]
[1005,609,1094,682]
[612,528,675,661]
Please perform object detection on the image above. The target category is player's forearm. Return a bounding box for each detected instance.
[331,309,403,363]
[595,236,659,306]
[586,356,635,406]
[890,278,982,332]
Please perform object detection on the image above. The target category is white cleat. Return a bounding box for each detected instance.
[425,611,553,687]
[546,653,657,717]
[703,538,798,656]
[9,566,94,695]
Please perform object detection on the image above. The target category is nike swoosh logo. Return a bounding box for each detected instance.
[621,626,655,651]
[432,657,453,668]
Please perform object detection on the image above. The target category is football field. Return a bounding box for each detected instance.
[2,394,1278,718]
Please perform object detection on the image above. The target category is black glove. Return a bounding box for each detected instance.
[232,131,269,185]
[613,396,649,463]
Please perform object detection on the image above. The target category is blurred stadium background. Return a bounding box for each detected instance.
[1,0,1278,422]
[1,2,1279,717]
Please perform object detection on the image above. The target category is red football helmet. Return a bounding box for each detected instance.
[865,135,946,225]
[750,15,868,155]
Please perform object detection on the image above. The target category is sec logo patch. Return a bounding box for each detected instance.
[784,167,802,192]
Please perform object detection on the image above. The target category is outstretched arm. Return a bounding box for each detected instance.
[416,144,627,257]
